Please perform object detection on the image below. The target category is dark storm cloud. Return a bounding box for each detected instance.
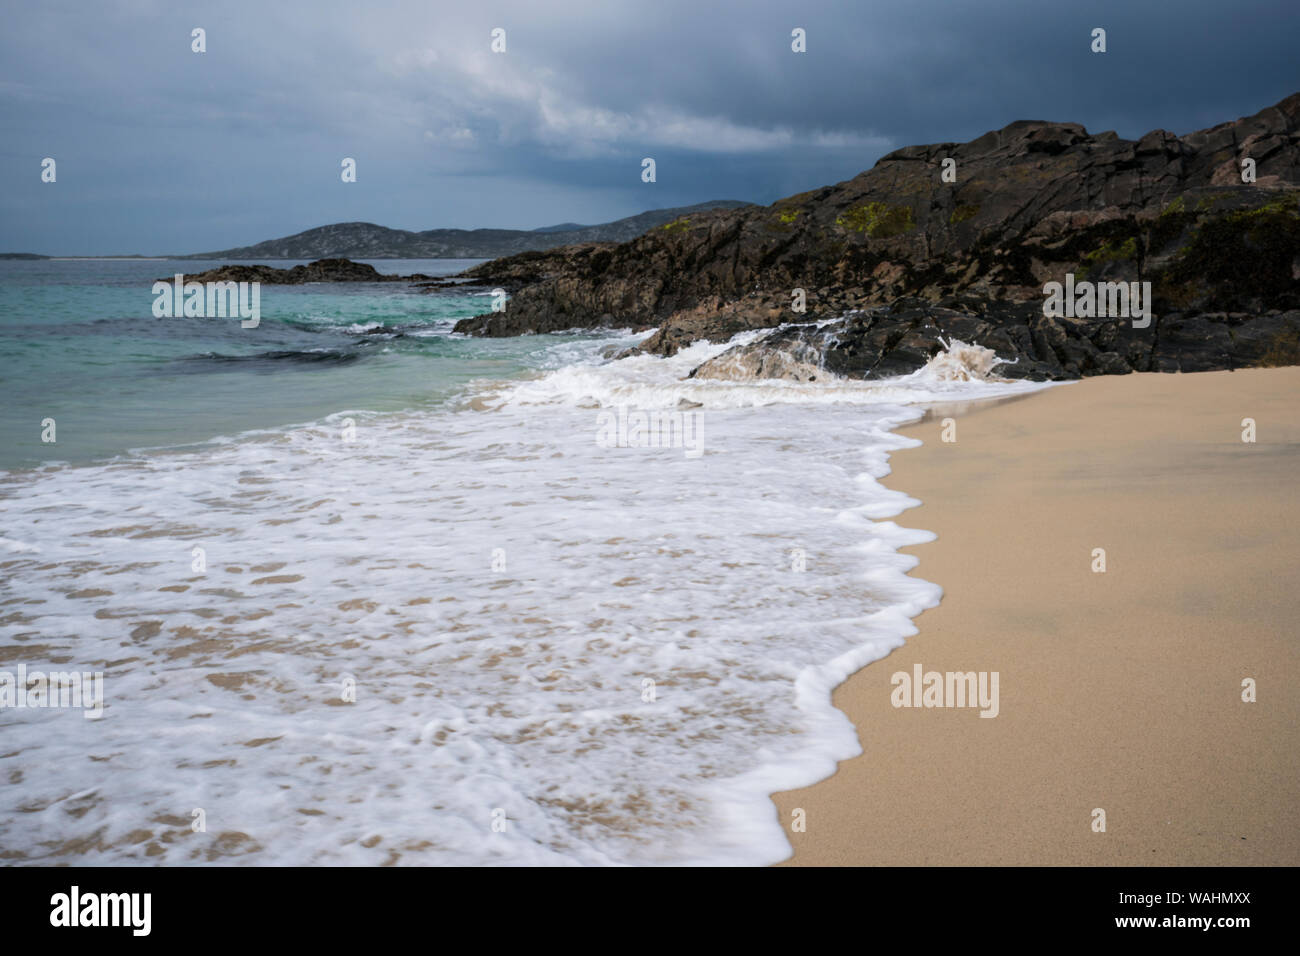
[0,0,1295,254]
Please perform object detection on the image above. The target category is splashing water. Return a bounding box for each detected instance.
[0,311,1053,865]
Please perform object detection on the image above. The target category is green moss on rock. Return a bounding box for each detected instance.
[949,204,979,225]
[1159,196,1186,217]
[1195,192,1233,213]
[1078,235,1139,278]
[1155,196,1300,311]
[836,202,915,238]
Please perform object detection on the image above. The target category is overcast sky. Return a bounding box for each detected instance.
[1,0,1296,255]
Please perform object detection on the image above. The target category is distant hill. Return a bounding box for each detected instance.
[0,253,49,260]
[531,222,587,233]
[181,201,752,260]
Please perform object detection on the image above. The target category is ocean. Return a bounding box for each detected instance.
[0,259,1048,865]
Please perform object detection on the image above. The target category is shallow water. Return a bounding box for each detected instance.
[0,258,545,469]
[0,266,1052,864]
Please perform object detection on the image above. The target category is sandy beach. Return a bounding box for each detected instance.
[775,366,1300,866]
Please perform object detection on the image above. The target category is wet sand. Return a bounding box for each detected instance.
[775,367,1300,865]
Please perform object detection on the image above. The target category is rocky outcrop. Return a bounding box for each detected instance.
[687,298,1300,381]
[453,93,1300,380]
[161,258,430,284]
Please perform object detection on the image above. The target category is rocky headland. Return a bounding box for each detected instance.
[162,258,431,285]
[452,94,1300,380]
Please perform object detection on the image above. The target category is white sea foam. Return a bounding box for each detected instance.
[0,334,1052,865]
[494,329,1044,410]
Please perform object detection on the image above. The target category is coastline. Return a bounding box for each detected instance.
[774,366,1300,866]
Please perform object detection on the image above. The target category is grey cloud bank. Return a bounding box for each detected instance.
[1,0,1295,255]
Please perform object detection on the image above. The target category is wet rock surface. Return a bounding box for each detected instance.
[452,93,1300,379]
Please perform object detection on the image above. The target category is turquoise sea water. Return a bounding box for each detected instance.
[0,257,1052,865]
[0,258,583,470]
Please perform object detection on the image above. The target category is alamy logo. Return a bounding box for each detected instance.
[1043,273,1152,328]
[50,886,150,936]
[152,274,260,328]
[596,405,704,458]
[0,665,103,719]
[890,663,999,718]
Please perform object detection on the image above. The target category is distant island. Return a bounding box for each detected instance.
[0,201,752,260]
[178,201,752,260]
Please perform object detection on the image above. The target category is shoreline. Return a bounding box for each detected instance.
[774,367,1300,866]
